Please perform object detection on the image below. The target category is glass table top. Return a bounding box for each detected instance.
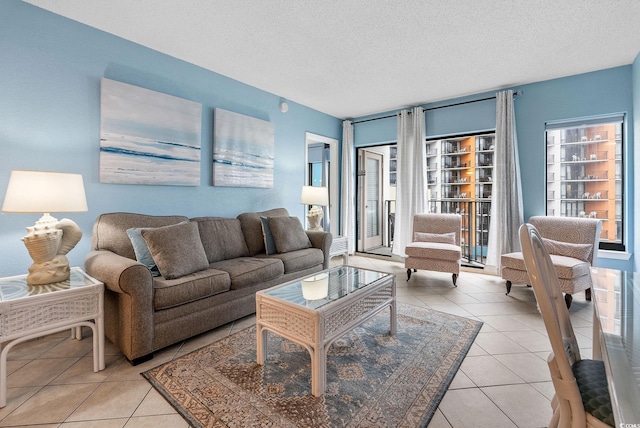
[263,266,392,310]
[0,267,97,301]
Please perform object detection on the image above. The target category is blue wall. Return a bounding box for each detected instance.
[0,1,341,277]
[353,67,635,271]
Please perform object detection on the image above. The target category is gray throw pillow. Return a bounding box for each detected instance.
[268,216,311,253]
[261,216,278,255]
[141,221,209,279]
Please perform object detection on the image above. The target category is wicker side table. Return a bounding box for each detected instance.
[0,267,104,407]
[329,235,349,264]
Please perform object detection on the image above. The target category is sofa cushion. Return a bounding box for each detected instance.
[192,217,250,263]
[209,257,284,290]
[405,242,460,262]
[414,231,456,245]
[542,238,592,262]
[152,268,231,310]
[91,212,188,259]
[269,216,311,253]
[260,216,278,255]
[501,252,591,279]
[142,222,209,280]
[237,208,290,256]
[259,248,323,274]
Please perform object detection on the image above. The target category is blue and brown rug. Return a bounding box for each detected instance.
[143,303,482,427]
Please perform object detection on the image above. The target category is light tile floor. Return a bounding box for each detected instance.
[0,255,596,427]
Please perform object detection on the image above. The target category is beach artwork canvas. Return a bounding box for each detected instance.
[100,78,202,186]
[213,108,274,188]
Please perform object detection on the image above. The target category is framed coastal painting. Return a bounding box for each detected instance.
[213,108,274,188]
[100,78,202,186]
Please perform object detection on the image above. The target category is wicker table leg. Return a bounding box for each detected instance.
[311,344,326,397]
[256,323,268,365]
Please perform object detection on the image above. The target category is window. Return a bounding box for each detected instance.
[545,116,624,250]
[426,133,495,266]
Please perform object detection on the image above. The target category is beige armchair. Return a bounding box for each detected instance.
[501,216,602,308]
[405,213,462,286]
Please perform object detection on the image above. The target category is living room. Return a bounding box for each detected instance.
[1,1,639,426]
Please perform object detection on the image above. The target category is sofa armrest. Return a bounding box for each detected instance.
[305,231,333,269]
[85,250,151,295]
[84,250,154,362]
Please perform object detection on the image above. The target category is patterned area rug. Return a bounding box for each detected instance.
[143,304,482,427]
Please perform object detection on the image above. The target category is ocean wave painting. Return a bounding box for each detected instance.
[100,78,202,186]
[213,108,274,188]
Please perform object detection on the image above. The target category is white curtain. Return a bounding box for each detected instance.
[392,107,427,257]
[340,120,356,254]
[486,90,524,272]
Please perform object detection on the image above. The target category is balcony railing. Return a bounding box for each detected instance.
[427,199,492,267]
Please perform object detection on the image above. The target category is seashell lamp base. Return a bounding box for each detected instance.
[26,254,71,285]
[20,216,82,285]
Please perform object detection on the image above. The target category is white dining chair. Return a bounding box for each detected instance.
[519,223,613,427]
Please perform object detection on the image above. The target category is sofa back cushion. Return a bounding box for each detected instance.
[91,212,189,260]
[191,217,250,263]
[237,208,289,256]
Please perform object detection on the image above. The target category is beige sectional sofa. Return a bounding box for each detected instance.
[84,208,332,364]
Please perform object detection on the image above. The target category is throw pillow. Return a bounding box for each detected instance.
[268,216,311,253]
[542,238,592,262]
[141,221,209,279]
[413,231,456,245]
[260,216,278,255]
[126,227,161,276]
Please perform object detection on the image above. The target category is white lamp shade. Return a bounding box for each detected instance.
[301,273,329,300]
[300,185,328,206]
[2,170,88,213]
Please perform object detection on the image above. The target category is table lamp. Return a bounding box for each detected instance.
[2,170,88,285]
[300,185,328,231]
[301,273,329,300]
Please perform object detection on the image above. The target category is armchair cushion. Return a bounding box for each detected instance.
[502,252,591,279]
[413,231,456,245]
[406,242,461,262]
[542,238,592,262]
[142,221,209,280]
[268,216,311,253]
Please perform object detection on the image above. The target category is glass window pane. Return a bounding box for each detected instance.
[545,119,624,249]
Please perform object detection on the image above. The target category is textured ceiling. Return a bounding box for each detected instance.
[23,0,640,119]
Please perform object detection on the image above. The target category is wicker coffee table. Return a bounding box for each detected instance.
[256,265,396,396]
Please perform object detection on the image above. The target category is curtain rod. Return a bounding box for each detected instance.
[352,92,520,125]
